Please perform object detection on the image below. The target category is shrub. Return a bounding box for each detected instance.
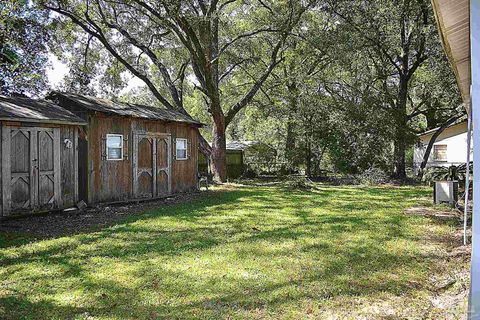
[422,163,473,183]
[283,176,314,190]
[357,167,388,185]
[242,167,258,179]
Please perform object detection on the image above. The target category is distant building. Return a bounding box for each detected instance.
[413,120,472,175]
[198,140,276,179]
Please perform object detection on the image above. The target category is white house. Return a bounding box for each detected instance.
[413,120,472,174]
[432,0,480,314]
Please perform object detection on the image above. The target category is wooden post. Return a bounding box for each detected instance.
[74,127,79,203]
[30,129,38,209]
[152,138,157,197]
[167,136,172,194]
[53,128,63,208]
[2,126,10,215]
[132,133,138,198]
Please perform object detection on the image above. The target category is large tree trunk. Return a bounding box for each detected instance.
[46,2,299,187]
[304,117,313,177]
[211,112,227,183]
[392,79,408,180]
[284,52,299,172]
[285,120,296,167]
[392,127,407,179]
[285,83,298,172]
[305,140,312,178]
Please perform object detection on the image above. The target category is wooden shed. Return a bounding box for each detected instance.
[47,92,202,205]
[224,141,277,178]
[0,95,87,217]
[198,141,277,179]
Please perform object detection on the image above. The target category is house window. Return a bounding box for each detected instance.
[106,134,123,160]
[433,145,447,162]
[176,138,188,160]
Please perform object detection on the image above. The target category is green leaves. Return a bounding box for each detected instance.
[0,46,20,66]
[0,0,50,95]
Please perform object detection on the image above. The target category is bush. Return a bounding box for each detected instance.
[242,167,258,179]
[422,163,473,183]
[283,176,314,190]
[357,167,388,185]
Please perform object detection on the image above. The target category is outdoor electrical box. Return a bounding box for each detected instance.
[433,181,459,206]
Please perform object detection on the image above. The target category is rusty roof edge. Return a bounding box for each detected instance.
[48,91,204,126]
[0,117,87,126]
[0,95,88,125]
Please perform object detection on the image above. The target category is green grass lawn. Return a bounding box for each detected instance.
[0,184,467,319]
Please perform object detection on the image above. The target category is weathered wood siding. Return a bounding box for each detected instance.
[60,126,79,207]
[83,114,199,204]
[226,150,244,179]
[0,121,79,217]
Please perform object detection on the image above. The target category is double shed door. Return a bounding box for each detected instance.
[132,132,172,199]
[2,126,62,215]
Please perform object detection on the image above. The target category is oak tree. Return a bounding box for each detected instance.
[42,0,315,182]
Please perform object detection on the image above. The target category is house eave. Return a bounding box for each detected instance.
[431,0,471,109]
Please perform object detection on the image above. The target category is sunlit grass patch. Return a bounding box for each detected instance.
[0,184,466,319]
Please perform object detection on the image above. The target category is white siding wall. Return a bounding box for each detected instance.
[413,122,472,174]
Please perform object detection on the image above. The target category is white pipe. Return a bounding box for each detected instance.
[465,105,473,246]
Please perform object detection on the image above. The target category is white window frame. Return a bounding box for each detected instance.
[433,144,447,162]
[106,134,124,161]
[176,138,188,160]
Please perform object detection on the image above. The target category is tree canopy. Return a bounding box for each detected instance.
[223,0,462,177]
[42,0,318,181]
[0,0,51,95]
[38,0,463,179]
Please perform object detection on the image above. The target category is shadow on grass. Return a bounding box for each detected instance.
[0,184,454,319]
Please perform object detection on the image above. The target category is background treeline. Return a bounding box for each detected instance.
[2,0,463,179]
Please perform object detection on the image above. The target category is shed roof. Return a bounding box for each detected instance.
[226,141,263,151]
[48,91,202,126]
[0,95,87,125]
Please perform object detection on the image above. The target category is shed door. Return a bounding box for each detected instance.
[2,126,62,216]
[132,133,171,199]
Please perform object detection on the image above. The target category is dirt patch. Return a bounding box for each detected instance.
[427,268,470,320]
[404,206,464,220]
[404,206,470,319]
[0,191,205,239]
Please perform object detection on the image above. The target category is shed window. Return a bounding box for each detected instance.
[176,138,188,160]
[433,145,447,162]
[106,134,123,160]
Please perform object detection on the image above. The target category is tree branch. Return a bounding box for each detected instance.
[330,8,402,74]
[216,28,279,59]
[225,37,285,125]
[96,2,184,110]
[45,4,176,110]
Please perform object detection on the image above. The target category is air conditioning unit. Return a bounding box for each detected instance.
[433,181,458,205]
